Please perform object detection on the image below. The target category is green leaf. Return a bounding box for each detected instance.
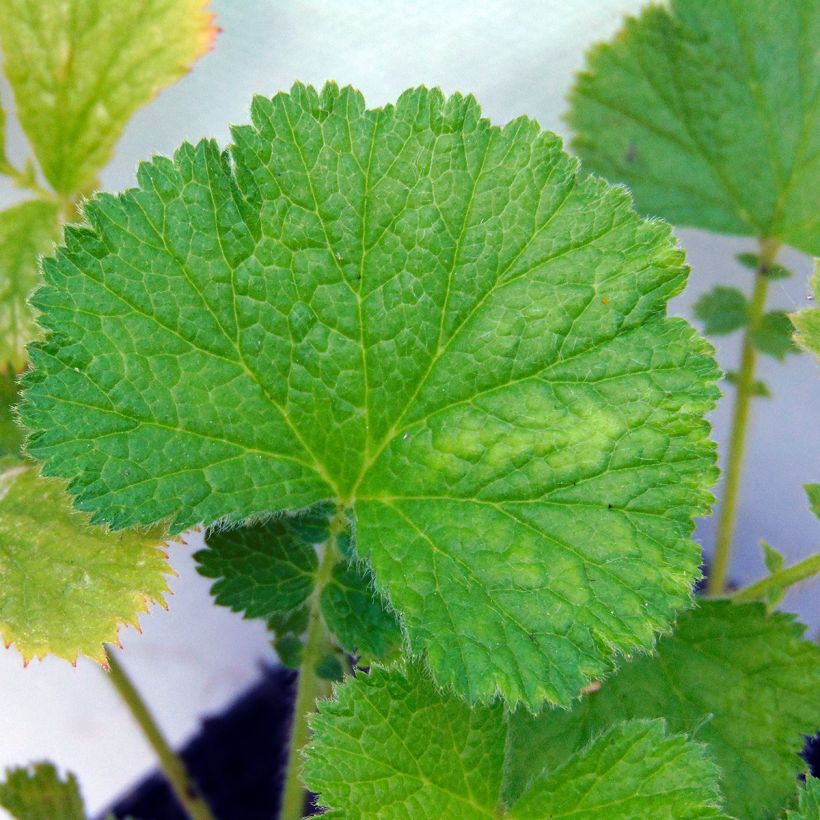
[0,368,24,456]
[759,541,787,609]
[0,762,86,820]
[752,311,798,360]
[0,458,172,665]
[568,1,819,255]
[21,83,720,708]
[790,267,820,361]
[0,199,61,369]
[0,0,217,195]
[304,664,728,818]
[806,484,820,519]
[694,286,748,334]
[786,778,820,820]
[505,601,820,819]
[724,370,769,398]
[735,253,792,280]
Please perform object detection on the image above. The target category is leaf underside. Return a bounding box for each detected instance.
[0,458,171,665]
[505,601,820,819]
[0,763,86,820]
[304,664,728,819]
[568,0,819,255]
[21,83,719,708]
[0,0,217,195]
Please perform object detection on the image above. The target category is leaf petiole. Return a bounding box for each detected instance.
[731,552,820,605]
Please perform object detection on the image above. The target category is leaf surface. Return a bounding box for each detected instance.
[694,286,748,335]
[752,311,798,360]
[806,484,820,519]
[0,458,171,665]
[0,0,217,195]
[0,199,61,369]
[790,267,820,361]
[568,0,819,254]
[21,83,720,707]
[304,664,728,818]
[0,762,85,820]
[786,778,820,820]
[505,601,820,819]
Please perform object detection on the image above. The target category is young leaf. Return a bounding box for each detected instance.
[0,458,172,665]
[0,101,9,173]
[735,253,792,280]
[806,484,820,519]
[786,777,820,820]
[568,0,819,255]
[20,83,720,708]
[505,601,820,819]
[751,311,799,360]
[0,762,86,820]
[0,199,61,369]
[304,664,728,818]
[790,268,820,361]
[724,370,770,398]
[694,286,748,334]
[0,0,217,195]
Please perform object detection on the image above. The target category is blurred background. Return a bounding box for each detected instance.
[0,0,817,814]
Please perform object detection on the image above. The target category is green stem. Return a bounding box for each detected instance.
[732,552,820,604]
[279,515,343,820]
[707,238,779,596]
[104,647,216,820]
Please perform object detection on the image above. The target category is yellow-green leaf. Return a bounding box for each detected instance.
[0,762,86,820]
[790,265,820,362]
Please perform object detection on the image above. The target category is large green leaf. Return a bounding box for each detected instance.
[0,458,171,665]
[568,0,819,255]
[0,0,217,195]
[0,199,61,369]
[304,664,728,818]
[506,601,820,819]
[21,84,719,708]
[0,763,85,820]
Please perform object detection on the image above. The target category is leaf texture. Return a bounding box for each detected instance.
[790,266,820,361]
[786,778,820,820]
[694,286,748,335]
[0,762,86,820]
[21,83,720,708]
[568,0,820,255]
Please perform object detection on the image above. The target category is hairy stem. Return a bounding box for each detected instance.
[104,647,216,820]
[707,238,780,595]
[732,552,820,604]
[279,515,343,820]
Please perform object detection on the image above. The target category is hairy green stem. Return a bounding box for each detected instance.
[279,516,343,820]
[732,552,820,604]
[707,238,780,596]
[104,647,216,820]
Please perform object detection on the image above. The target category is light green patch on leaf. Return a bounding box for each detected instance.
[806,484,820,520]
[0,762,86,820]
[505,601,820,819]
[786,777,820,820]
[752,311,798,360]
[790,267,820,361]
[304,664,728,818]
[0,458,172,665]
[0,0,217,195]
[694,286,748,334]
[21,83,720,709]
[568,1,819,255]
[0,199,61,369]
[0,368,24,456]
[724,370,769,398]
[735,253,792,280]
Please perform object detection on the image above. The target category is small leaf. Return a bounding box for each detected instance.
[0,0,217,195]
[759,541,786,609]
[786,777,820,820]
[0,762,86,820]
[304,664,728,818]
[274,634,303,669]
[735,253,792,280]
[790,268,820,362]
[724,370,769,397]
[0,459,172,665]
[805,484,820,520]
[0,199,61,369]
[505,601,820,819]
[694,286,748,334]
[752,311,799,360]
[568,1,819,255]
[315,653,344,682]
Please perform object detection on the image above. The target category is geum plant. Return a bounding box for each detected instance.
[1,3,818,820]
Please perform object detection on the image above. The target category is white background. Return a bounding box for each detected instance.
[1,1,817,814]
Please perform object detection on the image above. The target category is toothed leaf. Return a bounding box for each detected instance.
[790,267,820,361]
[505,601,820,819]
[21,84,719,708]
[694,286,748,335]
[0,0,217,195]
[0,762,86,820]
[569,0,819,255]
[0,458,171,665]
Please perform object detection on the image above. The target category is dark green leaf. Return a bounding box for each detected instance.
[694,286,748,334]
[752,311,798,360]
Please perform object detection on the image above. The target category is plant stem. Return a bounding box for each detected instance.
[707,238,780,596]
[732,552,820,604]
[279,516,342,820]
[104,647,216,820]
